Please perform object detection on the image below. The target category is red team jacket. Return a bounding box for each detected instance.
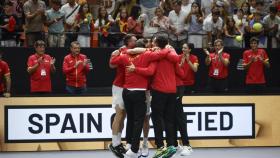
[243,49,269,84]
[151,49,180,93]
[175,54,199,86]
[63,53,90,88]
[208,52,230,79]
[0,60,10,92]
[27,54,53,92]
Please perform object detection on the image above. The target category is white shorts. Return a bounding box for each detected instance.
[145,90,151,115]
[112,85,125,109]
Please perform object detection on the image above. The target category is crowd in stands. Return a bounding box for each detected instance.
[0,0,279,48]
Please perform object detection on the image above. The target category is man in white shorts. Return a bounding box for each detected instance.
[109,34,137,158]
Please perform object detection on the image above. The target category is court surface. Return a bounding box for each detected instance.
[0,147,279,158]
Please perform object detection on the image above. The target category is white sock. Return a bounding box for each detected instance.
[112,135,119,147]
[143,137,148,147]
[117,132,122,144]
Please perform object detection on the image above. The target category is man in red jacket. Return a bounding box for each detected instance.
[27,40,56,94]
[204,39,230,93]
[149,36,181,158]
[63,41,90,94]
[108,34,137,158]
[0,51,11,97]
[243,37,270,93]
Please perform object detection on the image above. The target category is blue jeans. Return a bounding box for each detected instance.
[66,85,87,94]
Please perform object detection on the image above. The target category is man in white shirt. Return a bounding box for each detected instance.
[203,9,223,45]
[60,0,80,46]
[168,0,189,48]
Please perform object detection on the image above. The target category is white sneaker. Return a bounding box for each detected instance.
[171,145,183,158]
[140,145,149,157]
[180,145,193,156]
[124,149,138,158]
[125,143,132,150]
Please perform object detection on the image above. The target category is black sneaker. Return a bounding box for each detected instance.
[118,143,127,153]
[108,143,126,158]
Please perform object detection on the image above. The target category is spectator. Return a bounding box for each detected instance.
[149,7,170,37]
[0,1,19,47]
[45,0,65,47]
[181,0,194,14]
[249,0,257,13]
[110,8,128,46]
[15,0,26,46]
[201,0,214,17]
[115,8,128,34]
[203,9,223,46]
[263,6,280,48]
[127,5,144,38]
[100,0,116,16]
[214,1,229,22]
[0,51,11,98]
[94,6,114,47]
[255,0,266,18]
[60,0,80,46]
[27,40,56,94]
[241,1,251,20]
[245,11,266,47]
[74,2,93,47]
[159,0,175,16]
[223,16,243,47]
[233,8,246,35]
[204,39,230,93]
[63,41,90,94]
[111,0,137,19]
[242,37,270,93]
[151,7,170,31]
[168,0,188,48]
[185,2,204,48]
[139,0,159,23]
[23,0,46,47]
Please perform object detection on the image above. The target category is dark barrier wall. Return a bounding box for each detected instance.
[1,48,280,95]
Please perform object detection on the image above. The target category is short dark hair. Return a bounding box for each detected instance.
[34,40,46,47]
[250,37,259,43]
[269,6,277,14]
[135,39,145,48]
[154,35,168,49]
[52,0,61,6]
[187,43,194,50]
[173,0,182,6]
[123,34,135,46]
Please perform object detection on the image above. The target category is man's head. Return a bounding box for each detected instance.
[70,41,81,55]
[3,1,13,13]
[269,6,277,18]
[34,40,46,55]
[123,34,137,49]
[153,35,168,49]
[212,9,220,22]
[51,0,61,11]
[173,0,182,13]
[214,39,223,52]
[135,39,146,48]
[250,37,259,50]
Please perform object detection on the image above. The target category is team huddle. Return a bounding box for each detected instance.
[108,34,194,158]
